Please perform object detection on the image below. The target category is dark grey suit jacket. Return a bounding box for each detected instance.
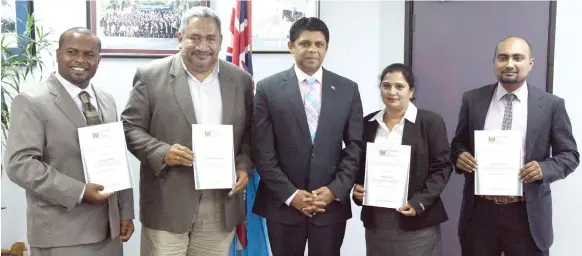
[252,66,364,226]
[450,83,579,251]
[4,74,134,248]
[121,55,254,233]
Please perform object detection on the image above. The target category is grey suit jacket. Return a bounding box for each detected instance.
[121,54,254,233]
[252,67,364,226]
[451,83,579,251]
[3,74,134,248]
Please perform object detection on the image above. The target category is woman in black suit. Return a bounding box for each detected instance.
[352,63,453,256]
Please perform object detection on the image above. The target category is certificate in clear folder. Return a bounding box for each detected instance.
[78,122,135,194]
[192,124,236,190]
[474,130,523,196]
[363,142,411,209]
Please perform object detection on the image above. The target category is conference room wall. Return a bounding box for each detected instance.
[0,1,404,256]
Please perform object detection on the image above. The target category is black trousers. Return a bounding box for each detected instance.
[267,219,346,256]
[461,196,549,256]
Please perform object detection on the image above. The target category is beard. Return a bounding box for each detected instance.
[498,72,523,85]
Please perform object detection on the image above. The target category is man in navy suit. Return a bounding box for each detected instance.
[252,17,364,256]
[451,36,579,256]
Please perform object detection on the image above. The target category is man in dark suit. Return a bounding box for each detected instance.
[252,17,364,256]
[451,36,579,256]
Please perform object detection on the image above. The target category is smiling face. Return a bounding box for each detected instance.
[56,32,101,89]
[177,16,222,74]
[494,37,534,86]
[380,71,414,111]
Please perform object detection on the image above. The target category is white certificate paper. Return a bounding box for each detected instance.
[78,122,134,194]
[363,142,411,209]
[474,130,523,196]
[192,124,236,190]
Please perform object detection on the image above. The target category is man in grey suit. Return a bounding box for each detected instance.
[121,6,253,256]
[451,36,579,256]
[252,17,364,256]
[4,27,135,256]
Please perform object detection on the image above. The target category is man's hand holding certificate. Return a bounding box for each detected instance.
[363,143,411,209]
[78,122,134,195]
[474,130,523,196]
[192,124,236,190]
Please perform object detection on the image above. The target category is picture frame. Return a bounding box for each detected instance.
[1,0,35,55]
[86,0,209,57]
[252,0,320,53]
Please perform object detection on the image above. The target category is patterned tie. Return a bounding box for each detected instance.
[493,93,518,204]
[304,77,319,143]
[79,91,102,125]
[502,93,517,130]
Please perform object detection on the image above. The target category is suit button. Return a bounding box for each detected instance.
[311,154,315,158]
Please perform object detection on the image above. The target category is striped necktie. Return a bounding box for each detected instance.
[304,77,319,143]
[78,91,102,125]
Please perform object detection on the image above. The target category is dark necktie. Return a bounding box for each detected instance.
[78,91,102,125]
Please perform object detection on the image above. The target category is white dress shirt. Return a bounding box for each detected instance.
[285,64,325,206]
[54,72,101,204]
[371,102,418,144]
[181,59,222,125]
[484,82,528,163]
[371,102,422,210]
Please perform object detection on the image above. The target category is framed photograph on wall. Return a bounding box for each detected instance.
[86,0,209,57]
[252,0,320,53]
[1,0,35,55]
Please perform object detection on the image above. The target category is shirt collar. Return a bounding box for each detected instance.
[495,81,528,102]
[371,102,418,124]
[54,71,96,100]
[181,58,220,83]
[294,64,323,84]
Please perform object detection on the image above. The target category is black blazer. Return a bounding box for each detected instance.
[353,108,453,231]
[450,84,579,250]
[252,67,364,226]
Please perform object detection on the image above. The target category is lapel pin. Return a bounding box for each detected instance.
[331,86,335,90]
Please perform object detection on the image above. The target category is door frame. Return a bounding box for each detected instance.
[403,1,557,93]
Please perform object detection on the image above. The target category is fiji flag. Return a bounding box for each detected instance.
[226,1,271,256]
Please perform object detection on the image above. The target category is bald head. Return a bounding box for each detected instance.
[494,36,532,59]
[58,27,101,52]
[493,36,534,88]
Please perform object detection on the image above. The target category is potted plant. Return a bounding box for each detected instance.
[1,3,53,146]
[1,2,53,211]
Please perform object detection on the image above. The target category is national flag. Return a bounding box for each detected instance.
[226,1,270,256]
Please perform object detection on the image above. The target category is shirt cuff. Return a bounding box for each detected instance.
[285,190,299,206]
[78,186,85,204]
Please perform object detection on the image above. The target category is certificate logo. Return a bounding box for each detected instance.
[204,130,212,137]
[379,149,387,156]
[488,136,495,143]
[92,132,100,139]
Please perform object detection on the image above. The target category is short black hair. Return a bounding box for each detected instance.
[289,17,329,43]
[58,27,101,52]
[379,63,416,100]
[494,36,532,59]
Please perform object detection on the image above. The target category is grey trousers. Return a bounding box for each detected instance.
[365,208,441,256]
[30,236,122,256]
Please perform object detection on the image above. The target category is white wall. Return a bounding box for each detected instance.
[1,1,404,255]
[549,0,582,255]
